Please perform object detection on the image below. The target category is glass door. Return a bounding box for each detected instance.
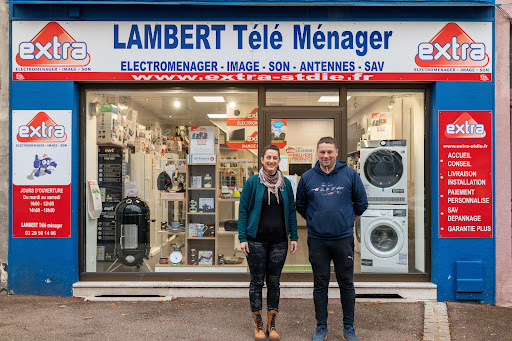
[261,111,340,272]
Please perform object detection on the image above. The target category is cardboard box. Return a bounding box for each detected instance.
[97,111,123,145]
[101,103,119,114]
[198,250,213,265]
[124,119,136,146]
[134,138,147,153]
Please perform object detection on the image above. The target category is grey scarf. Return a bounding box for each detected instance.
[258,167,284,205]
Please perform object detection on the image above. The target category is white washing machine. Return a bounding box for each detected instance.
[360,139,407,205]
[360,205,408,273]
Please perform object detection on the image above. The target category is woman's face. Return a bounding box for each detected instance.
[261,149,280,174]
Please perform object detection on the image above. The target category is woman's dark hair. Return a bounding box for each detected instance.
[262,144,280,158]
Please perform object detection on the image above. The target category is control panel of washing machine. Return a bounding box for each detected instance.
[365,209,406,217]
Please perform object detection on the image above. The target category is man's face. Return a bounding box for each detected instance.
[317,143,338,170]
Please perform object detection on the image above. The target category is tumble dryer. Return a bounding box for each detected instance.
[360,205,408,273]
[360,139,407,205]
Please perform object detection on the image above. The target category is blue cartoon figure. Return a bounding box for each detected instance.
[33,154,57,177]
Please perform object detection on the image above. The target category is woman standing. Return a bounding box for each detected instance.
[238,144,298,341]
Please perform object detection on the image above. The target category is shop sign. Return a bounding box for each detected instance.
[12,110,72,238]
[286,146,315,164]
[226,107,258,150]
[438,110,493,238]
[11,21,492,82]
[188,154,216,164]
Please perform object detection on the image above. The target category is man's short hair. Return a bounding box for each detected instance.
[317,136,337,149]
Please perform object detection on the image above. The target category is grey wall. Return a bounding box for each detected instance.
[0,2,9,293]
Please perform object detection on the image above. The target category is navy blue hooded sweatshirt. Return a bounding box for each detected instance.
[296,160,368,240]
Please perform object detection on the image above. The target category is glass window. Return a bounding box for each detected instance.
[84,89,258,273]
[266,89,339,106]
[347,90,426,274]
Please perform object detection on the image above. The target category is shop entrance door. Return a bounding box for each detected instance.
[260,110,341,271]
[260,111,341,173]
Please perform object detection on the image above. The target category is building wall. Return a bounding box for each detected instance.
[7,2,499,300]
[495,2,512,307]
[0,1,9,294]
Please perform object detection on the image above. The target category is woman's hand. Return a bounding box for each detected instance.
[240,242,250,255]
[290,241,298,254]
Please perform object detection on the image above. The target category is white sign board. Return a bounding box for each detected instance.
[12,21,492,82]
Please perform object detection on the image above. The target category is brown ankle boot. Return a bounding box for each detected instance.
[252,311,266,340]
[267,310,281,340]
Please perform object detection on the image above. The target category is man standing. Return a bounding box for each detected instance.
[296,136,368,341]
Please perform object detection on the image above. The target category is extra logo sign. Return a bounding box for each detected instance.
[415,23,489,68]
[16,22,91,67]
[17,111,68,142]
[444,112,486,138]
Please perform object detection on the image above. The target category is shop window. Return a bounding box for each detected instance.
[266,89,340,106]
[84,89,259,273]
[347,90,426,274]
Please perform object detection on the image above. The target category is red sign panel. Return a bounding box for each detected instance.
[12,110,72,238]
[12,185,71,238]
[438,110,493,238]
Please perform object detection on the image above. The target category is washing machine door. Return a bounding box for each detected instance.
[363,148,403,188]
[364,219,404,258]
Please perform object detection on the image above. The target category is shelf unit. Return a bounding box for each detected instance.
[186,162,217,265]
[155,158,248,270]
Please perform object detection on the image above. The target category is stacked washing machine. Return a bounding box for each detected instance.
[359,140,408,273]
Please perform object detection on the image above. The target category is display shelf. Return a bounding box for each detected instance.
[188,188,216,191]
[158,230,186,235]
[217,198,240,202]
[217,227,238,235]
[155,266,247,273]
[159,198,186,201]
[187,212,216,215]
[188,163,216,166]
[187,237,216,240]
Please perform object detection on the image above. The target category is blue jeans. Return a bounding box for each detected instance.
[308,235,355,328]
[246,240,288,312]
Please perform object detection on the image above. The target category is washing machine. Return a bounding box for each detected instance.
[360,139,407,205]
[360,205,408,273]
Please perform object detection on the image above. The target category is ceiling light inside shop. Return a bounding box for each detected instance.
[317,95,351,103]
[318,96,339,102]
[193,96,225,102]
[207,114,228,119]
[317,95,352,103]
[173,100,181,108]
[229,101,236,108]
[168,115,172,118]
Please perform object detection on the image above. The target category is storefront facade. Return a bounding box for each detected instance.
[8,0,501,303]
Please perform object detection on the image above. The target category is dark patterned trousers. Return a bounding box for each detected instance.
[246,240,288,312]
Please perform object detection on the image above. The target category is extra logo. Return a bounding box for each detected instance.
[16,22,90,67]
[17,111,67,143]
[415,23,489,67]
[445,112,486,138]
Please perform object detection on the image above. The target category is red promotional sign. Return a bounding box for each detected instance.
[438,110,493,238]
[12,110,72,238]
[12,185,71,238]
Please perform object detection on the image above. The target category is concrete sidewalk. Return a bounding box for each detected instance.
[0,295,510,340]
